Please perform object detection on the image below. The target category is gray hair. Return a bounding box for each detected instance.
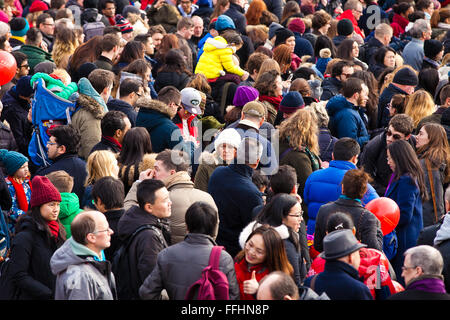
[404,245,444,276]
[411,19,430,38]
[374,23,393,37]
[236,137,263,165]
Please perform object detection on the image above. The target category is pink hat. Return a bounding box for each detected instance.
[29,0,49,13]
[288,18,305,35]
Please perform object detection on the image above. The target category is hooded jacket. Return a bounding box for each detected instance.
[58,192,82,238]
[135,99,190,153]
[18,44,54,74]
[195,36,245,79]
[71,78,107,160]
[116,205,171,299]
[50,237,117,300]
[326,95,370,147]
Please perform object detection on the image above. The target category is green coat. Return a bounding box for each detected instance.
[59,192,83,238]
[30,73,78,100]
[19,45,54,74]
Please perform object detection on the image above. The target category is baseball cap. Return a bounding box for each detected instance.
[180,87,202,115]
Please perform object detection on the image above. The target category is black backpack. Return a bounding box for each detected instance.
[112,224,159,300]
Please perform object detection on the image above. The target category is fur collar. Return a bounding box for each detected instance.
[77,94,105,120]
[198,150,220,165]
[136,97,176,119]
[239,220,290,250]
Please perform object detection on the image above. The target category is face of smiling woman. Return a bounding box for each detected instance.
[244,234,266,265]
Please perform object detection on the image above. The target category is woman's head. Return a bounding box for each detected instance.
[256,193,302,233]
[389,93,408,116]
[272,44,292,73]
[337,38,359,60]
[281,0,300,24]
[393,2,414,18]
[245,0,267,25]
[418,67,439,98]
[160,49,190,74]
[341,169,371,200]
[326,211,355,234]
[430,8,450,28]
[86,150,119,186]
[278,108,319,155]
[29,175,62,220]
[256,59,281,81]
[254,69,282,97]
[242,225,293,274]
[314,34,336,58]
[118,40,145,64]
[404,89,436,128]
[123,59,151,83]
[69,35,103,71]
[373,46,396,68]
[187,73,212,95]
[213,128,242,162]
[118,127,153,165]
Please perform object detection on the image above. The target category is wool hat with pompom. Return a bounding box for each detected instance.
[30,175,61,208]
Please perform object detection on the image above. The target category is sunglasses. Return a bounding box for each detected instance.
[386,129,402,140]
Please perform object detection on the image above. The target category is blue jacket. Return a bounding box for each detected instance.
[208,163,263,258]
[386,174,423,283]
[304,260,373,300]
[303,160,379,235]
[326,95,370,147]
[293,32,314,59]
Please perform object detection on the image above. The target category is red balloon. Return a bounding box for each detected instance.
[0,51,17,86]
[365,197,400,236]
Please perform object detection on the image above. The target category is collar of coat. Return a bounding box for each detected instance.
[137,98,176,119]
[163,170,194,190]
[239,220,290,250]
[77,94,106,120]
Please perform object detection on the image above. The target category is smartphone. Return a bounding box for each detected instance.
[287,73,293,81]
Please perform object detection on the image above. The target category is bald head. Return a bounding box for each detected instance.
[192,15,204,37]
[71,211,112,254]
[256,271,299,300]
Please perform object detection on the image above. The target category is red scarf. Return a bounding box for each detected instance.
[47,221,60,239]
[259,95,283,110]
[102,135,122,150]
[8,176,31,212]
[107,16,116,26]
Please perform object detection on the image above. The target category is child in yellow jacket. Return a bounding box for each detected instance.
[195,30,249,84]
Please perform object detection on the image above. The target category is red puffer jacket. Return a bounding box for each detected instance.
[234,258,270,300]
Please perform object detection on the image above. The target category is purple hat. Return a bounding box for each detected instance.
[232,86,259,107]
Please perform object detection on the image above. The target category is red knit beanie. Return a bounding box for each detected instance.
[288,18,305,35]
[29,0,49,13]
[30,176,61,208]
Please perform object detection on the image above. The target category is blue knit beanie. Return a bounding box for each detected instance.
[215,15,235,31]
[0,149,28,176]
[279,91,305,114]
[9,17,29,37]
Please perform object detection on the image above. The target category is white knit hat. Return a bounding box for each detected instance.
[214,128,242,150]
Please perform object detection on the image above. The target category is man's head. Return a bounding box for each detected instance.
[71,211,113,255]
[88,69,115,103]
[100,0,116,18]
[411,18,432,40]
[25,28,43,47]
[185,201,218,237]
[257,271,299,300]
[36,13,55,36]
[100,33,121,58]
[157,86,182,118]
[385,114,414,146]
[439,84,450,107]
[236,137,263,169]
[192,15,204,38]
[11,51,29,79]
[320,229,366,270]
[45,170,74,193]
[154,149,190,181]
[137,179,171,218]
[119,78,144,107]
[101,111,131,144]
[179,87,202,118]
[332,137,360,163]
[180,0,194,14]
[134,33,155,56]
[392,67,418,95]
[148,25,166,51]
[270,165,297,194]
[177,17,195,40]
[374,23,393,46]
[92,176,125,213]
[344,0,363,21]
[402,245,444,286]
[342,77,369,107]
[331,60,354,82]
[240,101,265,129]
[47,125,81,159]
[245,52,269,79]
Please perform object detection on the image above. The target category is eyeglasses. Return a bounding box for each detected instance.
[245,242,266,256]
[288,211,303,219]
[401,265,416,271]
[92,228,111,234]
[135,91,142,97]
[386,129,403,140]
[47,141,58,146]
[20,64,29,69]
[44,23,55,26]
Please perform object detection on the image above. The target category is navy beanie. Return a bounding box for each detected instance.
[279,91,305,114]
[393,67,419,86]
[337,19,354,36]
[16,75,33,97]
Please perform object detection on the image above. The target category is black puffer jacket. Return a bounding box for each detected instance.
[8,215,65,300]
[320,77,342,101]
[154,71,190,93]
[117,205,171,300]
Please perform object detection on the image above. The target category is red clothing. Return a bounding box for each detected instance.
[336,9,365,39]
[234,258,270,300]
[307,247,401,299]
[391,13,409,37]
[174,113,199,140]
[291,53,302,71]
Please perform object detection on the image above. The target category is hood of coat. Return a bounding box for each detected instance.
[137,97,176,119]
[326,94,354,117]
[163,170,194,190]
[77,77,108,112]
[239,220,290,250]
[77,94,106,120]
[434,214,450,245]
[204,36,231,52]
[59,192,82,220]
[198,150,220,165]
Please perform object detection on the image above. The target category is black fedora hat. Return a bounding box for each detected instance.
[319,229,367,260]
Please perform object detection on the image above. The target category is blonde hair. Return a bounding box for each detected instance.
[51,68,71,86]
[404,89,436,128]
[278,108,320,155]
[256,58,281,82]
[85,150,119,186]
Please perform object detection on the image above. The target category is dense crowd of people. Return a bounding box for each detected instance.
[0,0,450,301]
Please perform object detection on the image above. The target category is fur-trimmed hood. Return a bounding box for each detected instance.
[136,97,176,119]
[238,220,290,250]
[77,94,105,120]
[198,150,220,165]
